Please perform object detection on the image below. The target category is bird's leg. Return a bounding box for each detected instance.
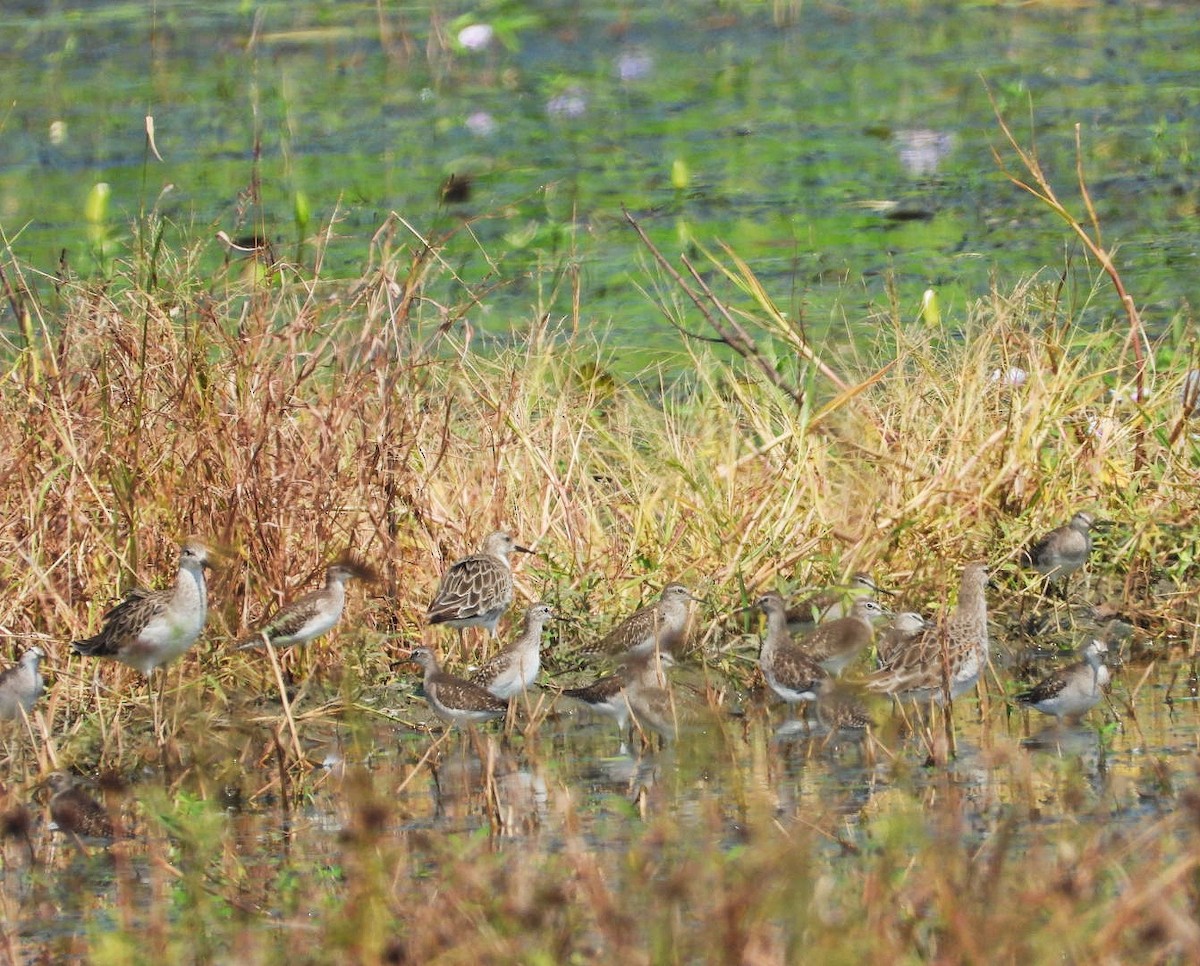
[263,634,305,766]
[151,669,166,745]
[292,646,314,707]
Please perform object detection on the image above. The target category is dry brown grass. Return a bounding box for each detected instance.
[0,228,1197,720]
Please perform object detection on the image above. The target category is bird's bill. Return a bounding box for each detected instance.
[187,537,236,568]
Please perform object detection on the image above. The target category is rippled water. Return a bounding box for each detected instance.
[1,1,1198,360]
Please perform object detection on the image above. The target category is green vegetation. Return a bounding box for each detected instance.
[3,0,1199,358]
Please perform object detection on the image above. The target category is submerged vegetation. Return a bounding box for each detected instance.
[0,186,1197,959]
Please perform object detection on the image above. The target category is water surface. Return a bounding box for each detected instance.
[1,1,1197,364]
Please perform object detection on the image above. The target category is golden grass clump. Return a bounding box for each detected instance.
[0,230,1197,702]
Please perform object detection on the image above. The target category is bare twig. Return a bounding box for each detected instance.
[623,208,806,409]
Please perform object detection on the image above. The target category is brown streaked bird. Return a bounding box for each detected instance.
[800,598,890,676]
[787,572,892,630]
[625,680,679,742]
[875,611,933,668]
[580,583,699,658]
[73,538,216,675]
[237,557,377,650]
[814,678,874,734]
[560,651,675,739]
[469,602,554,699]
[757,592,828,717]
[409,647,508,727]
[1020,512,1096,594]
[0,647,45,720]
[864,563,990,704]
[1015,639,1110,723]
[45,771,114,840]
[426,531,532,637]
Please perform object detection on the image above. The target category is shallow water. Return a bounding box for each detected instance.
[5,621,1197,957]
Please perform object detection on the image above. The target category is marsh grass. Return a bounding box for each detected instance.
[0,205,1199,960]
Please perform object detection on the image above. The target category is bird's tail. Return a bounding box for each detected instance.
[71,635,106,657]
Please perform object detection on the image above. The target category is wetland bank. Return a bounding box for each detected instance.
[2,1,1200,963]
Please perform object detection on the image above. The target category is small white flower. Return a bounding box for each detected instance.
[465,111,497,136]
[547,88,587,119]
[616,49,654,82]
[457,23,494,50]
[1109,385,1149,405]
[894,129,955,178]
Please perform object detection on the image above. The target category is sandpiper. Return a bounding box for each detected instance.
[426,531,532,638]
[469,602,554,699]
[73,538,216,675]
[1015,639,1110,723]
[45,771,114,840]
[560,651,675,737]
[875,611,933,668]
[625,680,679,742]
[864,562,990,704]
[1020,512,1096,594]
[238,556,376,650]
[787,572,892,630]
[800,598,890,676]
[757,592,828,717]
[0,648,45,721]
[409,647,508,727]
[579,583,698,658]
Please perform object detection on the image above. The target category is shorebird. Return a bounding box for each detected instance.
[426,531,532,638]
[237,557,376,650]
[1015,639,1110,723]
[578,583,698,658]
[469,602,554,699]
[0,648,45,721]
[800,598,890,676]
[72,538,216,675]
[560,651,675,740]
[45,771,114,840]
[787,572,892,630]
[757,592,828,718]
[625,680,679,743]
[1183,369,1200,418]
[1020,512,1096,596]
[409,647,508,728]
[875,611,933,668]
[864,562,990,704]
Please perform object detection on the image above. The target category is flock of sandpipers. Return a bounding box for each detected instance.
[0,511,1112,769]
